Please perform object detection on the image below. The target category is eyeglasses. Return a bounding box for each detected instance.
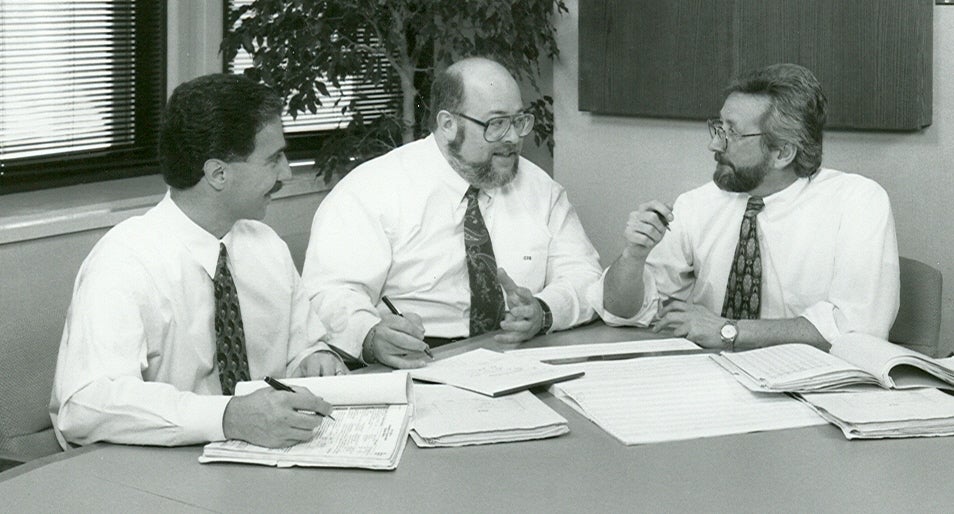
[707,118,764,152]
[452,111,535,142]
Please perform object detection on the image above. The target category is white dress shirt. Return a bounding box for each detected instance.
[588,168,900,342]
[302,134,602,359]
[51,193,330,447]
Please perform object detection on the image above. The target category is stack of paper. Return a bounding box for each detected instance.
[199,372,412,470]
[798,387,954,439]
[411,384,569,447]
[551,354,826,445]
[410,348,584,397]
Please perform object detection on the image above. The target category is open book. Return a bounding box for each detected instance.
[199,372,412,470]
[711,333,954,393]
[409,348,584,397]
[411,384,568,447]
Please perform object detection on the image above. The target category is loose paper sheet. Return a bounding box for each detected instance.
[551,354,826,445]
[410,348,583,397]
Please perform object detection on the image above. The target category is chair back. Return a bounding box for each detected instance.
[889,256,943,357]
[0,313,62,462]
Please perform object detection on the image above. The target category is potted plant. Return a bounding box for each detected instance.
[221,0,567,181]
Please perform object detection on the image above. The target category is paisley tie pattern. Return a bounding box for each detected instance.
[213,243,251,395]
[721,197,765,320]
[464,186,506,336]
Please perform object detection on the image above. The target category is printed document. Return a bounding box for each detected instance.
[551,354,825,445]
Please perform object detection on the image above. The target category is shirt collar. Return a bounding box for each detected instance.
[761,174,811,207]
[422,134,505,204]
[153,191,227,278]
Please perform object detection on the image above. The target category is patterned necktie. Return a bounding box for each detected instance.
[721,197,765,320]
[463,186,506,336]
[213,243,250,395]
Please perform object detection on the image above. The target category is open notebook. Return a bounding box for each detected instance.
[711,333,954,393]
[199,372,412,470]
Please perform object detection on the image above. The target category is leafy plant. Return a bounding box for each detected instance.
[221,0,568,181]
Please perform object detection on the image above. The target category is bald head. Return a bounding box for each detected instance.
[429,57,523,130]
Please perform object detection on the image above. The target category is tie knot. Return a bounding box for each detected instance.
[745,196,765,215]
[215,243,229,278]
[465,186,481,203]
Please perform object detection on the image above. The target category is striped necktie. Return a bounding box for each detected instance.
[213,243,251,395]
[463,186,506,336]
[721,197,765,320]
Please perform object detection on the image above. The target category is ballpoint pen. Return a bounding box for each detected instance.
[654,210,672,231]
[381,295,434,358]
[263,376,335,420]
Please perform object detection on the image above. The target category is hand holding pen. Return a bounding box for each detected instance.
[264,376,335,420]
[360,296,432,369]
[622,200,673,259]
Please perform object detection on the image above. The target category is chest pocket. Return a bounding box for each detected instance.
[493,232,549,293]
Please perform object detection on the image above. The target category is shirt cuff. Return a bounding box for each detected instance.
[196,395,233,442]
[798,301,844,343]
[325,310,380,364]
[586,267,657,327]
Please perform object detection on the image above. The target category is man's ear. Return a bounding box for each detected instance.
[202,159,227,191]
[773,143,797,170]
[435,110,457,139]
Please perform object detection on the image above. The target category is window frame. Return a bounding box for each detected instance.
[0,1,167,195]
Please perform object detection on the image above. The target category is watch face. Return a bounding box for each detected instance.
[720,324,738,340]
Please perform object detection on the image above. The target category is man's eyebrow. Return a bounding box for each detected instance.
[267,145,287,159]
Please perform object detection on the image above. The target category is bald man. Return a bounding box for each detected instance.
[302,57,601,369]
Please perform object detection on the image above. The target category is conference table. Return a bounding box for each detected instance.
[1,322,951,513]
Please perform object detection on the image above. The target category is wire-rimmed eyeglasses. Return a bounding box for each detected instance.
[453,111,535,142]
[707,118,764,152]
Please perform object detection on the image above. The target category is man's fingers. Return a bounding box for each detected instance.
[379,313,425,340]
[378,352,427,369]
[497,268,535,305]
[500,318,534,333]
[497,267,518,293]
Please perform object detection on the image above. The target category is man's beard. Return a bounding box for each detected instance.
[712,152,769,193]
[447,126,519,189]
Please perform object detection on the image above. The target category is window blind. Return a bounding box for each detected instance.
[0,0,165,193]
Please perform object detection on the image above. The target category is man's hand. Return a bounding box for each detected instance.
[298,350,348,377]
[622,200,673,261]
[494,268,543,344]
[223,386,330,448]
[654,299,725,348]
[363,312,430,369]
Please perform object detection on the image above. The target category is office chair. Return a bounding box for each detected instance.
[888,256,943,357]
[0,322,63,464]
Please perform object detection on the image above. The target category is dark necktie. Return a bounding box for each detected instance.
[213,243,250,395]
[721,197,765,320]
[463,186,506,336]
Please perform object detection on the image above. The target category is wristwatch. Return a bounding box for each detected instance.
[719,320,738,352]
[536,298,553,335]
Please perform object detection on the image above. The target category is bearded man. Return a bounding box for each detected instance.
[590,63,899,351]
[302,57,601,368]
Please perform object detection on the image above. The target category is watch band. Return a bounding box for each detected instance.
[536,298,553,335]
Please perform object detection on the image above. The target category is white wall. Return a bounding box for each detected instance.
[554,1,954,354]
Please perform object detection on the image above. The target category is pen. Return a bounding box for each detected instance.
[263,376,335,420]
[381,295,434,358]
[654,210,672,231]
